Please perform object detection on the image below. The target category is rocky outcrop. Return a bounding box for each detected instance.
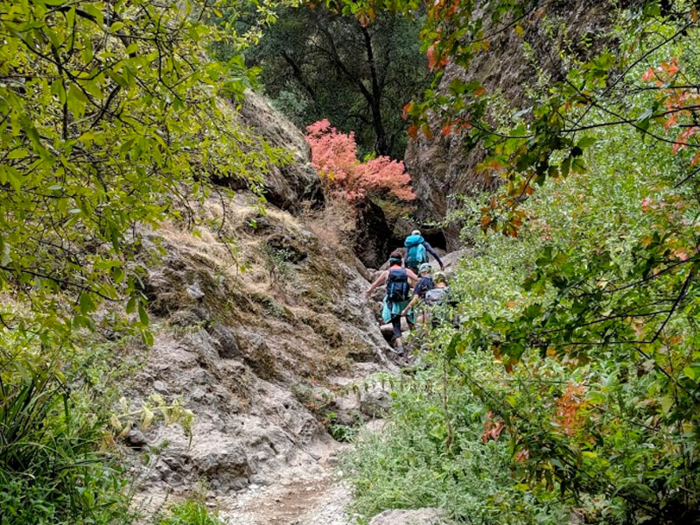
[404,0,620,248]
[125,194,394,505]
[218,90,324,211]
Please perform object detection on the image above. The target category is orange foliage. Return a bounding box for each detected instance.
[482,411,505,443]
[305,119,417,203]
[642,57,700,155]
[555,382,587,437]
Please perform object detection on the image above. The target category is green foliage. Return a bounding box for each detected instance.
[0,373,131,525]
[242,3,428,157]
[261,244,296,283]
[344,2,700,523]
[157,500,223,525]
[345,357,567,524]
[0,0,285,349]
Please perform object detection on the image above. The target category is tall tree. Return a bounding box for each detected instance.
[245,5,428,158]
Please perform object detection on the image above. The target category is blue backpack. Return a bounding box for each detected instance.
[386,268,410,303]
[404,235,428,268]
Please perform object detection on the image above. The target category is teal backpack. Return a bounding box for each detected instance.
[404,234,428,268]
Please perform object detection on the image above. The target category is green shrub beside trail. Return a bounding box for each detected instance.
[345,31,700,521]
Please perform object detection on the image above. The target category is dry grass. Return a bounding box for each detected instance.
[303,198,356,249]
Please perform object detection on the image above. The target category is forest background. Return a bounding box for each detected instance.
[2,0,700,524]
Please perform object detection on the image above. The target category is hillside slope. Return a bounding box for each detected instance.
[115,94,397,512]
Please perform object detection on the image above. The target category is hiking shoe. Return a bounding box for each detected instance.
[391,346,405,356]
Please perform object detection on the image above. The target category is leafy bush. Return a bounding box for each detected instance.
[305,119,416,203]
[260,244,296,284]
[157,500,223,525]
[344,360,567,525]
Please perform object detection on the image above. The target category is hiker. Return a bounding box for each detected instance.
[401,271,450,323]
[403,229,445,274]
[403,263,435,324]
[365,251,418,355]
[413,262,435,298]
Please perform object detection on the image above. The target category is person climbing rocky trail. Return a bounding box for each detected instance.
[9,2,695,524]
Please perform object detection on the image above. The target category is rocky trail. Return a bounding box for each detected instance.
[219,443,353,525]
[118,95,461,523]
[215,369,391,525]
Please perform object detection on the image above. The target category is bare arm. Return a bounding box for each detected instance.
[402,294,420,316]
[365,270,388,295]
[406,269,419,287]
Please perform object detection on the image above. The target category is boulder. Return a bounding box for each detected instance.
[231,91,324,211]
[369,508,450,525]
[124,428,149,449]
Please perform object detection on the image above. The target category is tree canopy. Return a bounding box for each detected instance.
[0,0,286,350]
[244,3,428,157]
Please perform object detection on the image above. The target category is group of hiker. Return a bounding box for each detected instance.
[365,230,450,356]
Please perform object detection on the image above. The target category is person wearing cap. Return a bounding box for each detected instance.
[401,270,450,322]
[403,229,445,274]
[413,262,435,299]
[365,251,418,355]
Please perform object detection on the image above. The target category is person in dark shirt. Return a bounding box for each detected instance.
[413,263,435,298]
[402,263,434,324]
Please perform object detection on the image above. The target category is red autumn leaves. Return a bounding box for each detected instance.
[305,119,417,203]
[642,57,700,164]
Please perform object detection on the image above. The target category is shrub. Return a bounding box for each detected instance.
[305,119,416,204]
[0,374,131,525]
[158,500,223,525]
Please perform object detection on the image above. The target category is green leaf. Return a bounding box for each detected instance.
[660,396,674,415]
[138,301,149,326]
[79,292,96,314]
[126,295,136,314]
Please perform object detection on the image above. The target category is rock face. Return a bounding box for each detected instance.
[404,0,619,248]
[220,90,324,211]
[369,508,450,525]
[354,199,394,268]
[125,193,394,503]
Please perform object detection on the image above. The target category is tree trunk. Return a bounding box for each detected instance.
[360,25,388,156]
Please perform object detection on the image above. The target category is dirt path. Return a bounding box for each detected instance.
[219,445,355,525]
[214,361,393,525]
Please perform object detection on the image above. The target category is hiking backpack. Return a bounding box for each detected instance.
[404,235,428,268]
[386,268,410,303]
[424,287,449,305]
